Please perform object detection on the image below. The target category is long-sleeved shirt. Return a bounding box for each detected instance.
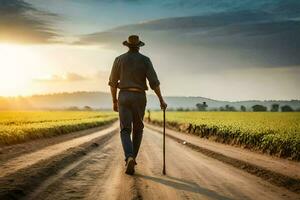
[108,51,160,91]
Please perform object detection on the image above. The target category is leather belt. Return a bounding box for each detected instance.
[121,88,144,93]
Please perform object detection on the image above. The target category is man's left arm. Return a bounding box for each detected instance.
[145,58,167,110]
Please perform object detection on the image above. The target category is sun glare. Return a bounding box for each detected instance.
[0,43,34,96]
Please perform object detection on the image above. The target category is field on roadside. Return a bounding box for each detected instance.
[150,112,300,160]
[0,111,117,146]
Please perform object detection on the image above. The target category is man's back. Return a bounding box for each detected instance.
[109,51,160,91]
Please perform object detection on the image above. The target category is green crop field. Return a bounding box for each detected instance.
[0,111,118,146]
[149,112,300,160]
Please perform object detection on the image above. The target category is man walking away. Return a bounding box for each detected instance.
[108,35,167,175]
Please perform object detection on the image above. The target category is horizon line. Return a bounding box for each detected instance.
[0,90,299,102]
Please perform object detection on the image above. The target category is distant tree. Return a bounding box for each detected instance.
[271,104,279,112]
[224,105,236,111]
[240,105,246,112]
[281,105,294,112]
[177,107,184,111]
[229,106,236,111]
[196,102,208,111]
[83,106,93,111]
[66,106,80,111]
[225,105,230,110]
[252,105,267,112]
[296,108,300,112]
[219,107,225,111]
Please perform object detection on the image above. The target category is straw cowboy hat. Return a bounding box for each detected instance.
[123,35,145,47]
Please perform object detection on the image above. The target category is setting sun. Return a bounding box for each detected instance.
[0,42,115,97]
[0,44,38,96]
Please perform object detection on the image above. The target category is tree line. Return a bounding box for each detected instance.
[168,102,299,112]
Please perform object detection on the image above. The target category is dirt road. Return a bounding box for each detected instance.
[1,125,299,200]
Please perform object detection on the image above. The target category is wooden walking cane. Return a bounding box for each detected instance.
[162,108,166,175]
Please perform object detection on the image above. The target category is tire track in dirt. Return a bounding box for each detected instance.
[0,125,118,200]
[0,122,118,178]
[27,134,141,200]
[0,123,115,164]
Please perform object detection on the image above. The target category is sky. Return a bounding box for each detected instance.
[0,0,299,100]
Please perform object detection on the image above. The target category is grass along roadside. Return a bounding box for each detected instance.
[0,111,118,146]
[149,112,300,160]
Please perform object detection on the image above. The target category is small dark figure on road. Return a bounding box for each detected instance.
[108,35,167,175]
[147,109,151,122]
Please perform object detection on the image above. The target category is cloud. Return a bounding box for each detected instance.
[65,73,89,81]
[76,9,300,68]
[162,0,300,17]
[34,73,88,82]
[0,0,60,43]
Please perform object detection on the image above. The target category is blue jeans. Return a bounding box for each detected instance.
[118,90,146,161]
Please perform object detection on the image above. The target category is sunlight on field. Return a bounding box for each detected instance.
[0,111,117,145]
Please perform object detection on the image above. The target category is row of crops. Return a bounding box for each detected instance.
[149,112,300,160]
[0,111,118,146]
